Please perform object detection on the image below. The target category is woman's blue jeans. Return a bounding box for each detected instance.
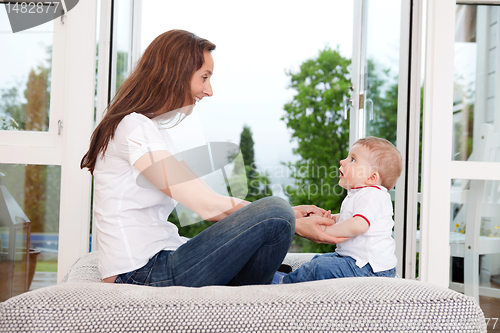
[114,196,295,287]
[282,252,396,284]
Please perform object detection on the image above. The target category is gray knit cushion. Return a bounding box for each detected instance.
[282,252,317,271]
[59,251,101,284]
[0,252,487,333]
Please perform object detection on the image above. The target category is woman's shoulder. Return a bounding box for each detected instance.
[116,112,158,134]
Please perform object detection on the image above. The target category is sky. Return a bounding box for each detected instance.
[0,8,53,101]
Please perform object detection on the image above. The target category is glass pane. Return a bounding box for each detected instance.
[112,0,133,94]
[123,1,355,253]
[0,164,60,301]
[450,178,500,319]
[452,4,500,323]
[0,4,54,132]
[362,0,401,144]
[453,5,500,161]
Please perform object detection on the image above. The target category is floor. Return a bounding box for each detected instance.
[480,280,500,332]
[480,296,500,332]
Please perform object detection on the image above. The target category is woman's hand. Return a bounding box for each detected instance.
[292,205,326,219]
[295,215,350,244]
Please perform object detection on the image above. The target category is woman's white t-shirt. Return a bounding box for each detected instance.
[93,112,188,279]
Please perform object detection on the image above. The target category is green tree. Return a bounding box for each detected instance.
[363,62,398,144]
[237,125,272,201]
[0,86,25,130]
[23,67,50,232]
[282,46,351,253]
[167,210,213,239]
[282,49,401,253]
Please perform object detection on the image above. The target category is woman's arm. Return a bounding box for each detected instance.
[295,215,350,244]
[292,205,326,219]
[134,150,250,222]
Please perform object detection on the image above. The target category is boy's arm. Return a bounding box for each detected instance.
[323,216,369,237]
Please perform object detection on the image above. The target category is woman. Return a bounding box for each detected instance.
[81,30,341,287]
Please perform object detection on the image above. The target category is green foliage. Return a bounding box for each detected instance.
[237,125,272,201]
[282,47,351,253]
[282,50,401,253]
[167,211,213,239]
[240,125,255,168]
[35,259,57,272]
[0,86,25,130]
[364,61,398,144]
[116,51,129,91]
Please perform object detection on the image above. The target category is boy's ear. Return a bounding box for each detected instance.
[365,172,380,186]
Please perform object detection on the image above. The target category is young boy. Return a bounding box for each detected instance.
[279,137,403,283]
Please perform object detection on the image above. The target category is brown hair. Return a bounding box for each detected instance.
[353,137,403,190]
[80,30,216,174]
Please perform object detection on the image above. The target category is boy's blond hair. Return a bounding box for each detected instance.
[353,137,403,190]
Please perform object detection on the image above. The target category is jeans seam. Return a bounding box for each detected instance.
[147,252,175,286]
[143,253,160,285]
[345,258,362,277]
[158,217,292,285]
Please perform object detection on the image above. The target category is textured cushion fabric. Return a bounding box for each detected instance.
[59,251,101,284]
[59,252,317,284]
[282,252,317,272]
[0,252,487,333]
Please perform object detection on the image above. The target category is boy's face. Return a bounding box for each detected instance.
[339,144,378,190]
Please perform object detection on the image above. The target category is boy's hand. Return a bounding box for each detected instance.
[292,205,326,219]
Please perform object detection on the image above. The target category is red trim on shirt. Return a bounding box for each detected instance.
[350,185,382,190]
[353,214,371,226]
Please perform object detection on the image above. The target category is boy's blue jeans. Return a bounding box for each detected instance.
[114,196,295,287]
[282,252,396,284]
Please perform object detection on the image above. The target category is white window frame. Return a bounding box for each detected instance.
[0,1,98,281]
[419,0,455,288]
[420,0,500,288]
[397,0,425,280]
[0,9,66,165]
[56,0,99,281]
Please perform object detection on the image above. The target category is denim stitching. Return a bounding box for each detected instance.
[152,217,293,285]
[144,252,160,285]
[146,253,174,286]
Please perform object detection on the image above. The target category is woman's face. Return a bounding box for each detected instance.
[190,50,214,105]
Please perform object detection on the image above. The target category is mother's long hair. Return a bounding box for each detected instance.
[80,30,216,174]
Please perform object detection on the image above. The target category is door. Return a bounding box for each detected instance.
[421,1,500,323]
[350,0,424,278]
[0,1,98,300]
[0,3,66,299]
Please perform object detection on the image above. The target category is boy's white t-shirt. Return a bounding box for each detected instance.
[93,112,189,279]
[335,185,397,272]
